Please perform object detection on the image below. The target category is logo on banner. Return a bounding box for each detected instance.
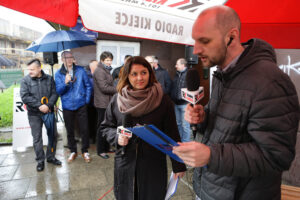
[15,101,27,112]
[121,0,227,13]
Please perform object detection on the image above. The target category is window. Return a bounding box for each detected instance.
[97,40,140,69]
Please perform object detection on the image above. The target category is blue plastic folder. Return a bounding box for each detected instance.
[127,125,184,163]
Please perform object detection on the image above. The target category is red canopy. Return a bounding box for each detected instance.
[0,0,78,27]
[225,0,300,48]
[1,0,299,48]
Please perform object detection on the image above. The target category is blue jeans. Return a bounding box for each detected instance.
[174,104,191,142]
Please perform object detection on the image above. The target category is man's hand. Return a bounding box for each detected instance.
[173,142,211,167]
[184,103,205,124]
[65,74,72,84]
[39,104,49,113]
[118,134,129,146]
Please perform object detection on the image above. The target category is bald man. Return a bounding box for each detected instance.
[173,5,299,200]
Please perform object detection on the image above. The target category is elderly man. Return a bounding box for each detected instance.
[145,55,172,95]
[20,59,61,171]
[55,51,92,163]
[173,5,299,200]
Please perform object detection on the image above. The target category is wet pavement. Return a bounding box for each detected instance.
[0,137,195,200]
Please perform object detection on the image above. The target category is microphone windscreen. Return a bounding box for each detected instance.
[123,114,133,128]
[186,68,200,91]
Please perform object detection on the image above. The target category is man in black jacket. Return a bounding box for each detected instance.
[20,59,61,172]
[171,58,190,142]
[173,5,299,200]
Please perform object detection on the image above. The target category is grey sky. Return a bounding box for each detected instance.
[0,6,54,35]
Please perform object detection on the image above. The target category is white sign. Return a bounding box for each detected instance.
[79,0,227,45]
[13,88,48,150]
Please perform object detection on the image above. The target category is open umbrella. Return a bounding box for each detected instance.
[26,30,96,53]
[0,54,15,66]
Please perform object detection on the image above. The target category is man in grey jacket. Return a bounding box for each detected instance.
[20,59,61,172]
[173,5,299,200]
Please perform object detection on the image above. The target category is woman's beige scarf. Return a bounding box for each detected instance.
[117,82,163,117]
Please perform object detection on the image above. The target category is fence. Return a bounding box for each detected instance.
[0,69,23,88]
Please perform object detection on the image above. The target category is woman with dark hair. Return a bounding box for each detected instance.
[100,56,186,200]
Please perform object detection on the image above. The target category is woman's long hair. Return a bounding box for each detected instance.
[117,56,157,93]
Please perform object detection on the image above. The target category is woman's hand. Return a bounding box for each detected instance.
[118,134,129,146]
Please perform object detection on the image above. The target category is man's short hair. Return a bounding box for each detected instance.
[100,51,113,61]
[27,58,41,67]
[61,51,72,58]
[124,55,132,60]
[178,58,187,66]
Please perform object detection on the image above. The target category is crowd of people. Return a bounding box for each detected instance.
[20,5,299,200]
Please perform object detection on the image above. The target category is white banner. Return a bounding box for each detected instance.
[12,88,48,150]
[79,0,227,45]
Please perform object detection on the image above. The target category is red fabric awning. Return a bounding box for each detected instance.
[225,0,300,48]
[0,0,78,27]
[0,0,300,48]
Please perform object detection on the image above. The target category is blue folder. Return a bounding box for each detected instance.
[127,125,183,163]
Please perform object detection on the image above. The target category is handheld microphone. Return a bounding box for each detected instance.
[69,69,73,80]
[117,114,133,155]
[181,68,204,138]
[181,68,204,105]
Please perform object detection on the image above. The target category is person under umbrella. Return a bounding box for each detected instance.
[55,51,92,163]
[20,59,61,172]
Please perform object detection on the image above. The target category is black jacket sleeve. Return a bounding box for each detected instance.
[46,76,58,109]
[20,77,42,109]
[100,95,120,147]
[162,96,187,173]
[208,73,299,177]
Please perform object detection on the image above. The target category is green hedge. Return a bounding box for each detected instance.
[0,84,19,127]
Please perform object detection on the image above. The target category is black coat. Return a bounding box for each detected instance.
[194,39,299,200]
[170,68,188,105]
[154,65,172,95]
[20,70,58,115]
[100,94,186,200]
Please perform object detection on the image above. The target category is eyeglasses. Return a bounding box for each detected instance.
[64,57,74,59]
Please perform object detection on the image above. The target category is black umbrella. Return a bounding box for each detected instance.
[0,54,15,66]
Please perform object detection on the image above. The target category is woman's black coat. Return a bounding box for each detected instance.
[100,94,186,200]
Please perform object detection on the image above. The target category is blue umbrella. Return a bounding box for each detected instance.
[42,112,56,153]
[40,96,55,152]
[26,30,96,53]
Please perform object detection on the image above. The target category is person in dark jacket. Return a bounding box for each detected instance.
[145,55,172,95]
[20,59,61,171]
[112,55,132,86]
[100,56,186,200]
[171,58,191,142]
[55,51,92,163]
[93,51,117,159]
[173,6,299,200]
[85,60,98,144]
